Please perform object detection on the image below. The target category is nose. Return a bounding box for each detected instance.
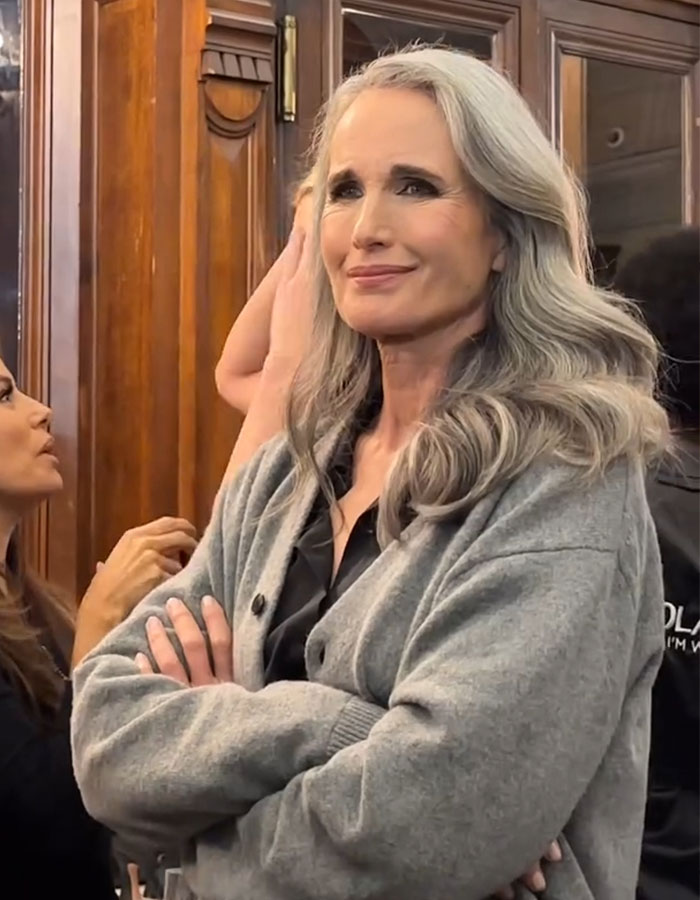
[29,398,52,431]
[351,191,394,252]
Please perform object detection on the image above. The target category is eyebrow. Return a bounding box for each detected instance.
[0,376,12,391]
[327,164,447,192]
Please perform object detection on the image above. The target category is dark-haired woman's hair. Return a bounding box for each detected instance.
[0,532,75,716]
[614,228,700,431]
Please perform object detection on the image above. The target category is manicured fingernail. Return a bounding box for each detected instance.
[166,597,181,613]
[547,841,562,862]
[532,871,546,892]
[146,616,161,633]
[202,595,215,609]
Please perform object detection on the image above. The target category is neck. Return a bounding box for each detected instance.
[374,325,474,449]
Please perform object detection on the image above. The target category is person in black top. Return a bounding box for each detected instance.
[0,354,198,899]
[615,228,700,900]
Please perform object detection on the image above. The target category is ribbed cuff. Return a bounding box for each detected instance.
[327,695,385,756]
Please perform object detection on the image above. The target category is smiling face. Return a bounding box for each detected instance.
[320,87,504,346]
[0,359,62,518]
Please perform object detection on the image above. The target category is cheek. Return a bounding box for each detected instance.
[417,208,496,279]
[0,424,25,489]
[320,208,351,274]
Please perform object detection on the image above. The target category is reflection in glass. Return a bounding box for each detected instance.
[0,0,20,375]
[342,9,492,77]
[561,55,683,285]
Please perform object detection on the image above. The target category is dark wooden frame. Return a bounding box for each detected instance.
[522,0,699,224]
[19,0,88,595]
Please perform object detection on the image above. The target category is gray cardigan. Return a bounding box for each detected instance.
[72,435,663,900]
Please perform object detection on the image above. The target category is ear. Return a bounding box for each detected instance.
[491,245,506,273]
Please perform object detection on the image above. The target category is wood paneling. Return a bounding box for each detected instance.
[187,5,278,527]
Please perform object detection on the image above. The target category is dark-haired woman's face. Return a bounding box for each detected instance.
[0,359,62,515]
[321,87,504,346]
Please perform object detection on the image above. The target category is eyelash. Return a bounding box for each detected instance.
[328,177,440,202]
[0,386,13,404]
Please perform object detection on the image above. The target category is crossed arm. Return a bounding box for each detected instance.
[72,504,635,899]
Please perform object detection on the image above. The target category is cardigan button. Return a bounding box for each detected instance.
[251,593,266,616]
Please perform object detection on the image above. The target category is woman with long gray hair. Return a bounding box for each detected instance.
[72,46,668,900]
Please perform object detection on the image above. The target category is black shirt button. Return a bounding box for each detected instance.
[251,593,266,616]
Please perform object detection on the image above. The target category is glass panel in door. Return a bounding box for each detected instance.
[560,54,684,284]
[342,8,493,76]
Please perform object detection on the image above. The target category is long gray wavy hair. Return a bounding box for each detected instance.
[286,46,669,544]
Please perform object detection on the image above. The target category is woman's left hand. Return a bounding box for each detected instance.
[135,596,233,685]
[492,840,562,898]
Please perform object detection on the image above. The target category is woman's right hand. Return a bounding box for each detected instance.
[81,517,198,622]
[72,517,198,669]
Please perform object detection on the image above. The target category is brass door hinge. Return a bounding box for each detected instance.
[280,14,297,122]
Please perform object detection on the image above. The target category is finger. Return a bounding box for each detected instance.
[545,839,562,862]
[127,863,140,898]
[201,596,233,682]
[279,228,305,283]
[148,530,199,556]
[166,597,214,686]
[158,556,183,577]
[146,615,189,684]
[134,652,153,675]
[135,517,197,538]
[252,245,288,301]
[521,863,547,893]
[492,887,515,900]
[298,221,314,273]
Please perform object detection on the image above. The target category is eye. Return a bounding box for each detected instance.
[328,180,363,202]
[0,384,14,404]
[397,177,440,198]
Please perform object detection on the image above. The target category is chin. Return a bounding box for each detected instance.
[34,465,64,497]
[340,309,416,342]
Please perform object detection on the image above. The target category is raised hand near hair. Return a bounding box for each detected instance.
[265,224,315,377]
[72,517,198,668]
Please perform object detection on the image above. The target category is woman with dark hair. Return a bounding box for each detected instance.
[0,355,198,899]
[615,228,700,900]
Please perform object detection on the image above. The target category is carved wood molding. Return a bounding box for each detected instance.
[204,78,266,137]
[202,5,276,85]
[201,5,276,134]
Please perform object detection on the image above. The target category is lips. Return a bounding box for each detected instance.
[40,437,56,456]
[346,264,416,277]
[346,263,417,291]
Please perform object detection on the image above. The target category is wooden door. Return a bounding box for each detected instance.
[185,2,279,528]
[523,0,699,277]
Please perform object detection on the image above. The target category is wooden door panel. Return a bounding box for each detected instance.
[183,6,278,529]
[528,0,699,277]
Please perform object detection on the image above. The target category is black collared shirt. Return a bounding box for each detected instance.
[263,430,381,684]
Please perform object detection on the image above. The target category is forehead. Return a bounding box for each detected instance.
[328,87,461,177]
